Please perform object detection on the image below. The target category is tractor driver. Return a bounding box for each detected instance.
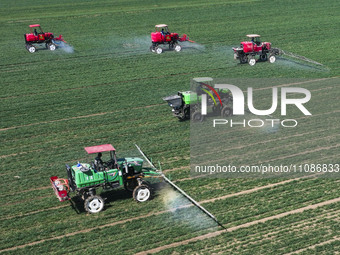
[94,152,105,171]
[34,29,38,36]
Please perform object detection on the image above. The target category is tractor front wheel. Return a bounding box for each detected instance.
[269,55,276,63]
[155,47,163,54]
[248,57,256,66]
[27,45,36,53]
[174,44,182,52]
[84,195,104,213]
[48,43,56,51]
[133,185,152,202]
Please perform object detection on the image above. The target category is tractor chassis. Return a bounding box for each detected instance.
[234,48,280,65]
[150,41,181,54]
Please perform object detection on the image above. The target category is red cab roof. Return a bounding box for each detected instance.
[84,144,115,154]
[29,24,41,28]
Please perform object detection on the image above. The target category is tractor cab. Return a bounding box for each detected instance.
[156,24,170,35]
[152,24,173,43]
[84,144,144,175]
[30,24,43,36]
[247,34,262,46]
[26,24,53,42]
[84,144,119,171]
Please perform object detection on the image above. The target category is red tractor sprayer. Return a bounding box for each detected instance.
[150,24,194,54]
[24,24,66,53]
[233,34,281,66]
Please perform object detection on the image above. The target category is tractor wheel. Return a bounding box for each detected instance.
[269,55,276,63]
[248,57,256,66]
[84,195,104,213]
[191,111,204,122]
[212,104,222,115]
[240,55,248,64]
[174,44,182,52]
[155,47,163,54]
[27,45,36,53]
[221,106,232,117]
[133,185,152,202]
[124,179,138,192]
[183,106,190,120]
[260,54,267,61]
[48,43,56,51]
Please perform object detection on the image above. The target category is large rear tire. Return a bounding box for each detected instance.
[84,195,104,213]
[133,185,152,202]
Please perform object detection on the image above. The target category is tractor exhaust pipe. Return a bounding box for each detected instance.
[135,144,225,229]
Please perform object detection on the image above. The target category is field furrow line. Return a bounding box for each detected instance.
[0,174,328,251]
[135,197,340,255]
[191,136,339,171]
[0,103,163,132]
[1,173,318,220]
[283,236,340,255]
[1,204,69,221]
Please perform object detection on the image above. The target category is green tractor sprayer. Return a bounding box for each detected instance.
[163,77,232,121]
[50,144,224,228]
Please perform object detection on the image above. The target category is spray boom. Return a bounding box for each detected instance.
[135,144,225,229]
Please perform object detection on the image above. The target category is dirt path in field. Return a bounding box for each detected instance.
[135,197,340,255]
[283,237,340,255]
[0,174,325,252]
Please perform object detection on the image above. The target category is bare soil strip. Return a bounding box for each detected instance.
[135,197,340,255]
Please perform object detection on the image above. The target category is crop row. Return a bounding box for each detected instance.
[1,177,339,251]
